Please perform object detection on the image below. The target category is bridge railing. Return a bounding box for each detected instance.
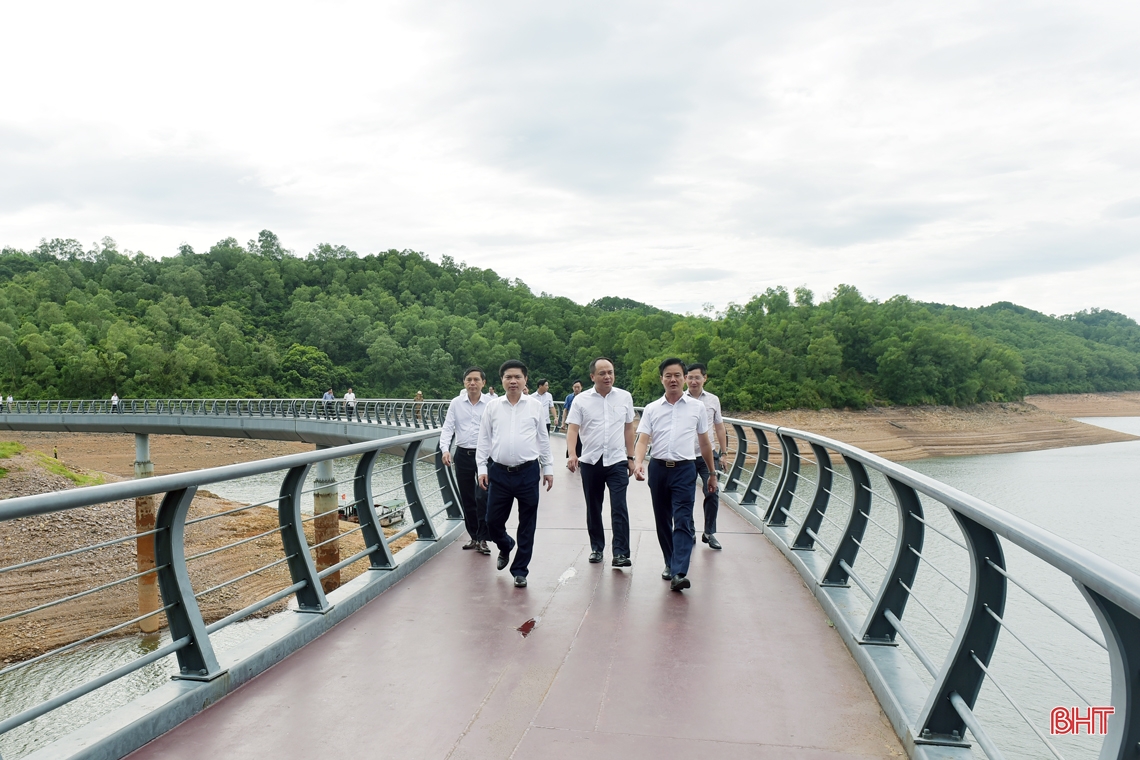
[720,417,1138,760]
[0,398,453,428]
[0,428,462,757]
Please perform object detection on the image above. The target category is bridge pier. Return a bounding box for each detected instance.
[134,433,161,634]
[312,446,341,592]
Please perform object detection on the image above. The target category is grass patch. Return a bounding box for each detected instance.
[31,451,104,487]
[0,441,25,458]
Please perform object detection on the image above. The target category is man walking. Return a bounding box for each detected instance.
[684,364,728,550]
[533,379,556,431]
[440,367,491,554]
[562,380,583,457]
[566,358,635,567]
[344,387,357,421]
[633,358,717,592]
[477,360,554,588]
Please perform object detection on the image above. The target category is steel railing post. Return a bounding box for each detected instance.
[725,423,748,494]
[278,464,331,612]
[792,443,833,550]
[154,486,224,680]
[821,456,873,587]
[915,512,1006,746]
[860,476,925,644]
[353,450,397,569]
[434,444,463,520]
[765,432,800,525]
[740,428,771,507]
[1077,583,1140,760]
[403,440,439,540]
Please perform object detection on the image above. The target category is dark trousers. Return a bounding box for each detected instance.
[648,459,697,576]
[579,461,630,556]
[486,460,541,578]
[453,448,488,541]
[695,458,719,535]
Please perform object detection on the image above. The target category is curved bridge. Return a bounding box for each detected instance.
[1,400,1138,760]
[0,398,449,446]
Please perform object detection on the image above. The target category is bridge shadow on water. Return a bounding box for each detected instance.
[128,468,903,759]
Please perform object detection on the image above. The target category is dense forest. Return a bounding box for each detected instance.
[2,232,1139,410]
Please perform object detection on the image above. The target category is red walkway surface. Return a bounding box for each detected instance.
[129,470,904,759]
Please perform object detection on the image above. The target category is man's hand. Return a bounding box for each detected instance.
[441,451,452,466]
[567,455,578,473]
[634,460,647,481]
[478,474,488,490]
[707,472,718,494]
[543,475,554,491]
[626,459,635,478]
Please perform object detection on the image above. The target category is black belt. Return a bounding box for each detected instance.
[492,459,537,473]
[456,446,477,455]
[651,458,694,468]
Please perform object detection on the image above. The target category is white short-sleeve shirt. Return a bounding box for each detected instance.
[683,389,722,457]
[566,386,635,466]
[636,393,710,461]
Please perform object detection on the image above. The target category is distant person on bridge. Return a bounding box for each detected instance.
[440,367,491,554]
[685,364,728,551]
[477,360,554,589]
[321,388,335,418]
[344,387,356,420]
[533,379,556,431]
[633,358,718,592]
[562,380,584,458]
[110,392,120,413]
[566,358,636,567]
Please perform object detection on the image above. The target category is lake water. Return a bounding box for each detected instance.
[2,423,1138,759]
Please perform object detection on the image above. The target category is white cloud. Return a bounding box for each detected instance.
[1,0,1139,319]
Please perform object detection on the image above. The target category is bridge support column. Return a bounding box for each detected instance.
[313,447,341,592]
[134,433,161,634]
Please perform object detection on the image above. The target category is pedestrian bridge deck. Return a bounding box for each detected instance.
[128,468,904,760]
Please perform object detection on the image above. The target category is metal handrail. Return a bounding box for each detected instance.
[0,424,461,746]
[717,416,1140,759]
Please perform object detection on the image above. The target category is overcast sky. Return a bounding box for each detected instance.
[3,1,1139,318]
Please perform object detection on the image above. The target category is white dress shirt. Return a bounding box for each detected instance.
[683,389,722,457]
[476,395,554,476]
[566,386,635,466]
[533,391,555,420]
[636,393,710,461]
[438,392,488,450]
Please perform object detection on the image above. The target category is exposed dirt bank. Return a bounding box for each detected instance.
[736,397,1137,462]
[1025,391,1140,418]
[0,445,416,662]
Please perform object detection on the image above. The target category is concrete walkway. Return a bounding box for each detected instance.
[129,468,904,759]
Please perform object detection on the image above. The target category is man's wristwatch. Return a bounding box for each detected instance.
[627,456,635,461]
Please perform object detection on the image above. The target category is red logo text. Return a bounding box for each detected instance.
[1050,707,1114,735]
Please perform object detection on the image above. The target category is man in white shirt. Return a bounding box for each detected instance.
[633,358,717,592]
[566,358,636,567]
[684,363,728,550]
[110,392,120,414]
[343,387,357,421]
[440,367,490,553]
[477,360,555,588]
[532,379,556,431]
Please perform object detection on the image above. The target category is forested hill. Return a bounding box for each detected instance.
[2,233,1140,411]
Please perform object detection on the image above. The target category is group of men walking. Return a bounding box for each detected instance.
[438,357,726,592]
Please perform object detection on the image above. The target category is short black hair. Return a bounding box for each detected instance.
[536,378,549,387]
[658,357,686,375]
[686,363,707,376]
[499,359,528,379]
[589,357,614,375]
[463,366,486,381]
[572,379,583,386]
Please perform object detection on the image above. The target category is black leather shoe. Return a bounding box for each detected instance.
[478,540,491,555]
[703,533,722,550]
[514,575,527,588]
[612,555,631,567]
[462,540,479,550]
[661,566,673,580]
[589,551,603,563]
[497,551,510,571]
[670,573,691,591]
